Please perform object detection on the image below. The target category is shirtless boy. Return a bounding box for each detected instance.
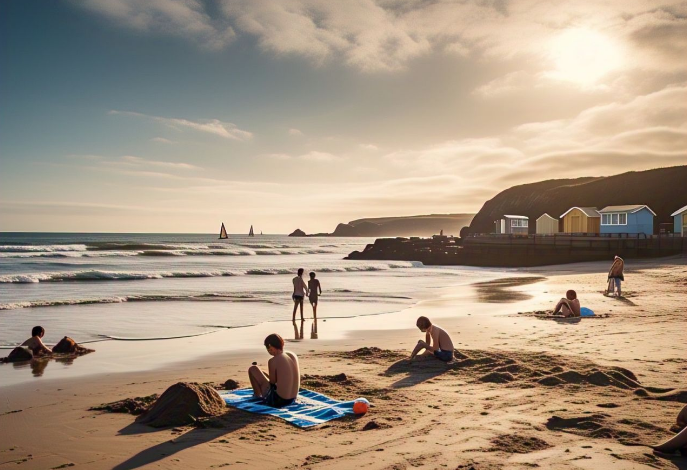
[292,268,309,321]
[248,333,300,408]
[552,289,581,317]
[409,316,454,362]
[21,326,52,356]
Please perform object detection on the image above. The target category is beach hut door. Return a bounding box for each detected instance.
[571,215,581,233]
[500,220,506,234]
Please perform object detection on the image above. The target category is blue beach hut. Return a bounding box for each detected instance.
[671,205,687,236]
[598,205,655,235]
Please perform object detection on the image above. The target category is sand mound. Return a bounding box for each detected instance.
[479,372,515,383]
[2,347,33,363]
[135,382,225,428]
[644,389,687,403]
[546,414,670,446]
[335,348,406,364]
[90,394,158,415]
[52,337,95,356]
[488,434,551,454]
[220,379,240,390]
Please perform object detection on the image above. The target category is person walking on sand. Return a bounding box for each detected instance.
[21,326,52,356]
[552,290,581,318]
[247,333,300,408]
[606,255,625,297]
[409,316,454,362]
[292,268,309,321]
[308,272,322,319]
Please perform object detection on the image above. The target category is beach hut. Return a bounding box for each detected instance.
[495,215,529,235]
[599,205,656,235]
[560,207,600,234]
[536,213,559,234]
[671,205,687,236]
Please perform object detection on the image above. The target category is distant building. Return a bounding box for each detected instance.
[535,213,559,234]
[598,205,655,235]
[560,207,600,234]
[671,205,687,236]
[495,215,528,235]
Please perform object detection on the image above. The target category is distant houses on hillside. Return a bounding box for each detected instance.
[492,203,687,236]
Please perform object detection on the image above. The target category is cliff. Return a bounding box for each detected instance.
[468,166,687,234]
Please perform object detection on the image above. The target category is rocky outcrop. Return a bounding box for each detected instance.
[288,229,307,237]
[2,347,33,363]
[135,382,225,427]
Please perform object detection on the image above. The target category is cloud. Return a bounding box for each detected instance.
[151,137,176,144]
[288,128,304,136]
[359,143,378,151]
[265,150,343,162]
[109,110,253,141]
[119,155,202,170]
[78,0,236,49]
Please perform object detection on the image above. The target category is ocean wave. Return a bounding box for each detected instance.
[0,244,88,253]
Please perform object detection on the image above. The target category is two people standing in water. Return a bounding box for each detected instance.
[292,268,322,321]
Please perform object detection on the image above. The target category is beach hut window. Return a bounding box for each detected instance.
[602,213,627,225]
[511,219,528,227]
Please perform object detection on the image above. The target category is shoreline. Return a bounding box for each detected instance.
[1,257,685,469]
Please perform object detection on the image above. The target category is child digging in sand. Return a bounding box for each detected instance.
[409,316,454,362]
[21,326,52,356]
[552,290,581,317]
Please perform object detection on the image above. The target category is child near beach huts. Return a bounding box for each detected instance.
[606,255,625,297]
[308,272,322,319]
[552,290,581,317]
[409,316,455,362]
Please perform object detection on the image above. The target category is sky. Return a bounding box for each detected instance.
[0,0,686,234]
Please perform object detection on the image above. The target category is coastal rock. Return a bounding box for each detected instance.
[135,382,225,428]
[52,336,78,353]
[288,229,307,237]
[222,379,240,390]
[2,346,33,363]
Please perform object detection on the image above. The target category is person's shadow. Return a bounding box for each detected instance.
[384,355,455,388]
[112,409,257,470]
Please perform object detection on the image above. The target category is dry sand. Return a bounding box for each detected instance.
[0,257,686,469]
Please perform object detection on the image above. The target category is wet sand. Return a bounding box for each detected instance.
[0,257,686,469]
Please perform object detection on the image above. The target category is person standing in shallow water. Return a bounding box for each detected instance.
[308,272,322,320]
[606,255,625,297]
[292,268,309,321]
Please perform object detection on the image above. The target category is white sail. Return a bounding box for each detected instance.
[219,223,228,239]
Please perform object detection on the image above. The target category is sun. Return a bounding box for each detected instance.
[547,28,623,86]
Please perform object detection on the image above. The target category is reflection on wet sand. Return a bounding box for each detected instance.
[311,320,318,339]
[472,277,545,303]
[292,320,304,340]
[288,319,320,341]
[10,354,83,377]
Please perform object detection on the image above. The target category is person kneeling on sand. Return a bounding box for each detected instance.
[248,333,300,408]
[21,326,52,356]
[552,290,581,318]
[409,316,454,362]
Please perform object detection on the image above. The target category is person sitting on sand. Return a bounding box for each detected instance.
[606,255,625,297]
[308,272,322,319]
[409,316,454,362]
[248,333,300,408]
[292,268,309,321]
[21,326,52,356]
[552,290,581,317]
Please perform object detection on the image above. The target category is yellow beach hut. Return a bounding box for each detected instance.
[560,207,601,234]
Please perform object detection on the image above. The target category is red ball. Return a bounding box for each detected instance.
[353,400,369,415]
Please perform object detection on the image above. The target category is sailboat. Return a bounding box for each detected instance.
[248,225,255,237]
[219,223,228,239]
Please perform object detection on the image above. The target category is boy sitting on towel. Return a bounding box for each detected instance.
[21,326,53,356]
[552,290,581,317]
[409,316,454,362]
[248,333,300,408]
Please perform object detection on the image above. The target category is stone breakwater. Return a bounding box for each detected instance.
[346,235,687,267]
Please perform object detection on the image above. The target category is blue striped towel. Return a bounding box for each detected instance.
[220,388,368,428]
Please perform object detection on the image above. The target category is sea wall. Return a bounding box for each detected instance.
[346,234,687,267]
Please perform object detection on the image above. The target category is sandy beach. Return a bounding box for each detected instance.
[1,256,686,470]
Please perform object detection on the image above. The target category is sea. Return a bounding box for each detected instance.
[0,233,499,349]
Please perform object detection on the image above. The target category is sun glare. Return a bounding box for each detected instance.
[548,28,623,86]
